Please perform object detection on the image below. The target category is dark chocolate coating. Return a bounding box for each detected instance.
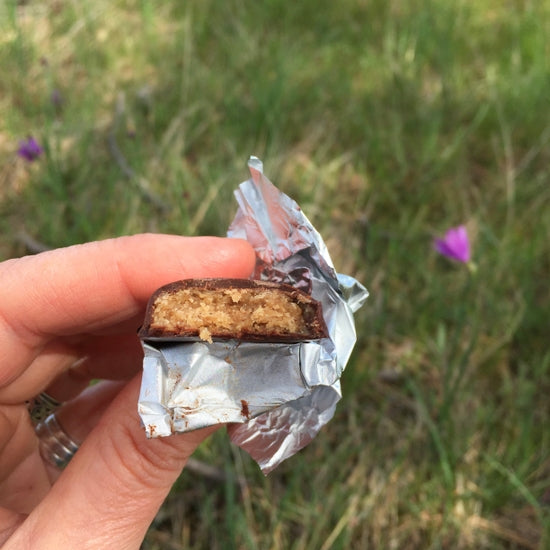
[138,278,328,342]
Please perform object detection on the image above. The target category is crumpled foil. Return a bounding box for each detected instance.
[138,156,368,474]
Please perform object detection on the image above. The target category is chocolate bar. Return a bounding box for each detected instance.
[139,278,328,342]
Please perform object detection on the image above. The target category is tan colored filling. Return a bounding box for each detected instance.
[150,287,309,343]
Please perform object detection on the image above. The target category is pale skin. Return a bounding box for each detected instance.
[0,234,256,549]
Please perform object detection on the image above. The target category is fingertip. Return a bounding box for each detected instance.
[215,237,257,275]
[114,234,256,282]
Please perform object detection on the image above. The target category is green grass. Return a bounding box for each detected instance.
[2,0,550,548]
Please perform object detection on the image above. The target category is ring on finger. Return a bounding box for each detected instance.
[35,413,80,470]
[26,392,64,425]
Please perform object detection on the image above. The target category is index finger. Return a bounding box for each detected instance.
[0,234,256,387]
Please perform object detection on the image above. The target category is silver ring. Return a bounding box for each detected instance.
[27,392,63,425]
[35,413,80,469]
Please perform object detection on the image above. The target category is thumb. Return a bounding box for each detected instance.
[7,375,216,550]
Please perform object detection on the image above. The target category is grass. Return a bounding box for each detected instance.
[2,0,550,548]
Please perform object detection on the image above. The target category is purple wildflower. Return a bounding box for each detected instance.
[434,225,471,263]
[17,137,43,162]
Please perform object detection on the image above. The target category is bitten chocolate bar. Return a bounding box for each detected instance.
[138,278,328,343]
[137,157,368,474]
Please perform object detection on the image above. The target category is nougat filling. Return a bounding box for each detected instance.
[149,287,314,343]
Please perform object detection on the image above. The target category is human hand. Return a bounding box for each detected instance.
[0,234,255,549]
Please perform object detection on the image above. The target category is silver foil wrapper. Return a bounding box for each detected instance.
[138,156,368,474]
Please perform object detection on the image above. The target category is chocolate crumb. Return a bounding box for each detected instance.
[240,399,250,419]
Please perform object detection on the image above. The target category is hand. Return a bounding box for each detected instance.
[0,234,255,549]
